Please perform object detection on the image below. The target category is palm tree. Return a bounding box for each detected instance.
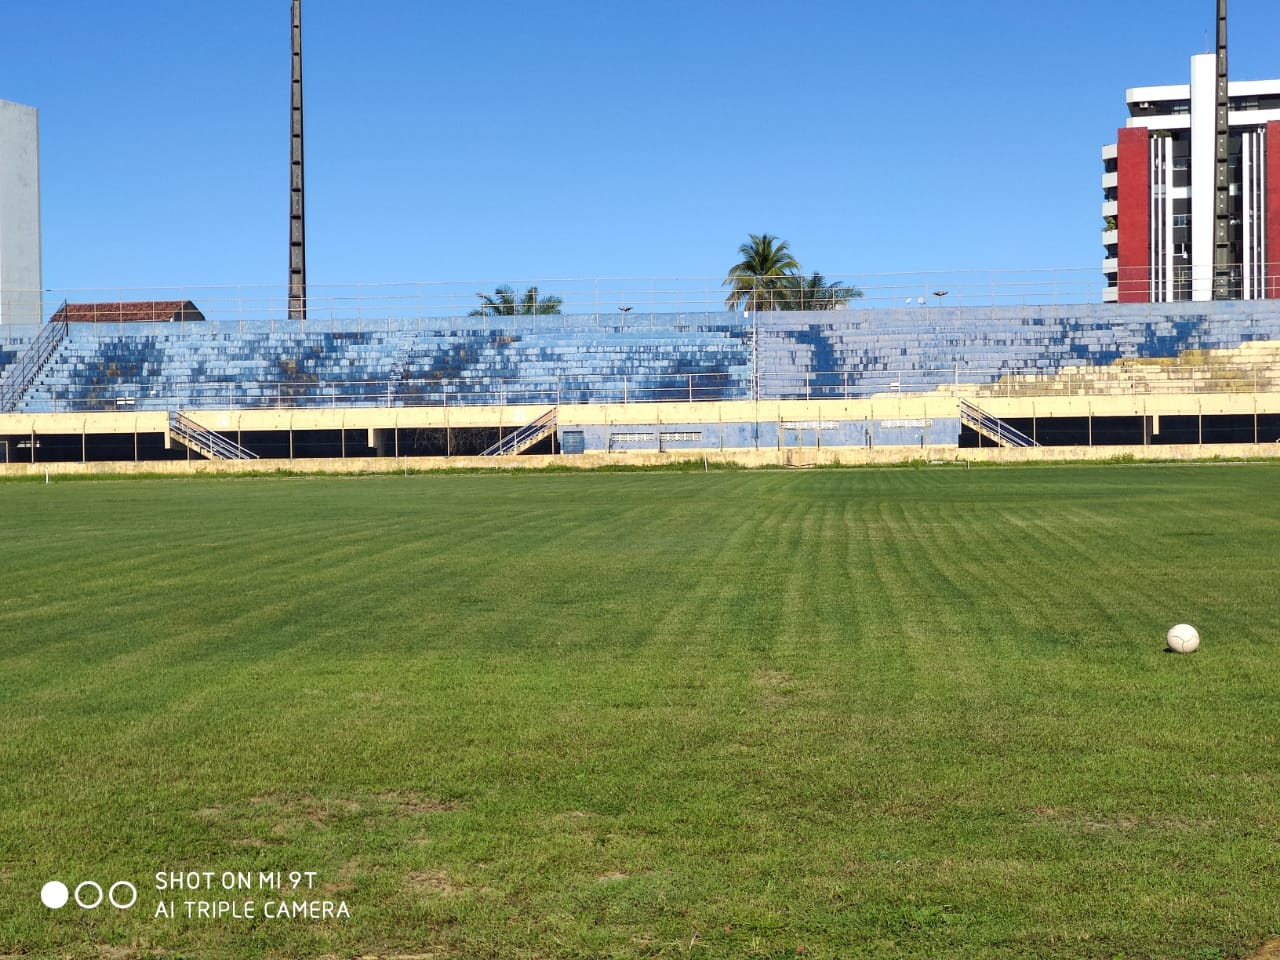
[723,234,800,312]
[469,285,563,316]
[775,272,863,310]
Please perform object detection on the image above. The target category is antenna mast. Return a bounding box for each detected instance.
[289,0,307,321]
[1212,0,1233,299]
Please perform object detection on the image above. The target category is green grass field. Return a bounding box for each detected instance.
[1,465,1278,960]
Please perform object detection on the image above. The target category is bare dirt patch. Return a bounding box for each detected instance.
[753,669,799,707]
[320,857,364,896]
[408,870,462,895]
[753,669,795,690]
[250,795,363,833]
[407,868,488,897]
[1251,938,1280,960]
[378,791,458,814]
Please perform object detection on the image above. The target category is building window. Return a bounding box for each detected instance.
[1173,266,1192,301]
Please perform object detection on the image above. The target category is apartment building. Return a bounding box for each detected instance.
[1103,58,1280,302]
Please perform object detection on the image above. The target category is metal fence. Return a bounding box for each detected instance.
[9,268,1120,332]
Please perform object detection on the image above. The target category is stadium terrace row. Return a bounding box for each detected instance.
[3,301,1280,414]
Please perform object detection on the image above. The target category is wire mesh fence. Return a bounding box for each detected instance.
[12,267,1119,331]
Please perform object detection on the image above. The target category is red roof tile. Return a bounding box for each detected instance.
[51,300,205,323]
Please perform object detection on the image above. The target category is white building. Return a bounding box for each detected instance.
[1102,57,1280,303]
[0,99,42,331]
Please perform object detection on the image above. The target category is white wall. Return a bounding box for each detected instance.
[1189,54,1216,303]
[0,100,42,333]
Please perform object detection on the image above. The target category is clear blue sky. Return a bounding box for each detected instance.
[3,0,1279,298]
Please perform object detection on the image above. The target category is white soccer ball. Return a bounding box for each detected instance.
[1166,623,1200,654]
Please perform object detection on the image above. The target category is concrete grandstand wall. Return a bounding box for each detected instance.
[2,299,1280,460]
[5,298,1280,415]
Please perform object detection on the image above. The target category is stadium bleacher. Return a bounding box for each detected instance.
[752,300,1280,397]
[0,340,25,373]
[12,322,751,412]
[4,298,1280,414]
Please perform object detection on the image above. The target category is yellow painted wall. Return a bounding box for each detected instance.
[4,391,1278,438]
[971,393,1277,419]
[2,398,956,436]
[0,411,170,435]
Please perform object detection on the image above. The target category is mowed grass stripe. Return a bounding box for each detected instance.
[1,466,1279,959]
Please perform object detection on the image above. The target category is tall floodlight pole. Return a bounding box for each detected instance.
[289,0,307,321]
[1212,0,1233,299]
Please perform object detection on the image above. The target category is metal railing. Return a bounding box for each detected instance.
[6,268,1131,332]
[0,321,67,411]
[960,401,1039,447]
[169,411,260,460]
[6,267,1280,337]
[481,409,557,456]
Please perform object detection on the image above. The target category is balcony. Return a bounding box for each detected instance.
[1102,200,1118,218]
[1102,171,1118,189]
[1102,229,1118,246]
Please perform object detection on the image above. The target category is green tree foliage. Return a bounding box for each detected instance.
[469,285,563,316]
[723,234,800,312]
[774,272,863,311]
[723,234,861,311]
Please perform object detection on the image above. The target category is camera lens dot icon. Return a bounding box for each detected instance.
[41,881,69,909]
